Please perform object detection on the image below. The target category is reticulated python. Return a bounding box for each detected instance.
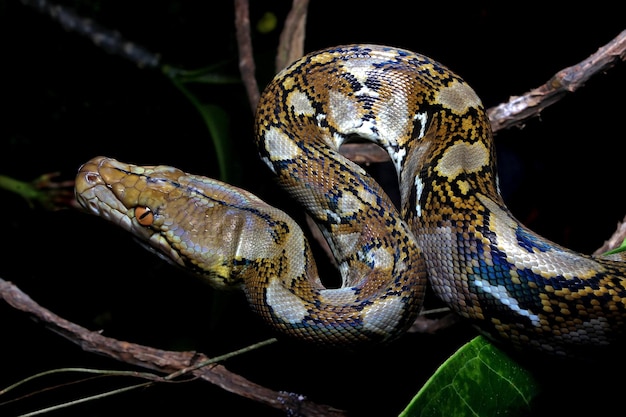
[75,44,626,358]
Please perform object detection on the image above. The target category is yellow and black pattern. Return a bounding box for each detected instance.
[75,44,626,356]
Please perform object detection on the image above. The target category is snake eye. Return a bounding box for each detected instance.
[135,206,154,226]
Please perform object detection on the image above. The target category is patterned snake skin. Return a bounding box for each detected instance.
[75,44,626,357]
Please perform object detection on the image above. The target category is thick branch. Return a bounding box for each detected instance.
[0,278,346,417]
[487,29,626,132]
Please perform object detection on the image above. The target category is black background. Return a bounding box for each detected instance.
[1,1,625,416]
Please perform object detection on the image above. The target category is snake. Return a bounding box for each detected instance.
[74,44,626,358]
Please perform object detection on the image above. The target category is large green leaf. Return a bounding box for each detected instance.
[400,336,540,417]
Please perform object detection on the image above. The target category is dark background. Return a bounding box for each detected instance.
[1,1,625,416]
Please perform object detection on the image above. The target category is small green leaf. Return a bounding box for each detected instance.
[400,336,539,417]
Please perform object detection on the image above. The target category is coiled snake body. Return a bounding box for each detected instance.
[75,44,626,357]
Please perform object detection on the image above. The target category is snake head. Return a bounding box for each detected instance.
[74,156,294,290]
[75,156,190,268]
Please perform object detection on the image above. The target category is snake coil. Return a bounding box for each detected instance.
[75,44,626,358]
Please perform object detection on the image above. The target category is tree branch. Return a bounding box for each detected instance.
[234,0,260,112]
[487,29,626,132]
[0,278,346,416]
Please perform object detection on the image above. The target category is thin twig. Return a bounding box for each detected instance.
[16,381,153,417]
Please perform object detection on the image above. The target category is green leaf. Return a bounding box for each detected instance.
[400,336,540,417]
[166,74,235,183]
[196,102,233,183]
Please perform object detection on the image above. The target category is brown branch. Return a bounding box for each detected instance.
[487,29,626,132]
[275,0,309,72]
[0,278,346,417]
[235,0,310,113]
[234,0,260,112]
[339,143,391,164]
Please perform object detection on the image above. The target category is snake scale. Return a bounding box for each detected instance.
[75,44,626,358]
